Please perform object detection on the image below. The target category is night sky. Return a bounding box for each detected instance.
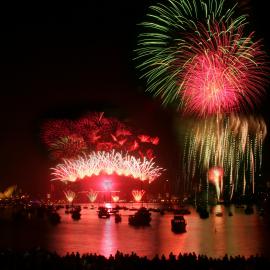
[0,0,269,195]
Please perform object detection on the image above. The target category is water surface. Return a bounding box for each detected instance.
[1,204,270,258]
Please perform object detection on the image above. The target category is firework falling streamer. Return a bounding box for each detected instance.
[208,167,224,201]
[132,190,146,202]
[136,0,268,117]
[87,189,98,203]
[63,190,76,203]
[51,150,164,183]
[184,115,267,200]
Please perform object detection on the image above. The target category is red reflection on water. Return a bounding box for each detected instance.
[100,219,118,257]
[29,204,270,258]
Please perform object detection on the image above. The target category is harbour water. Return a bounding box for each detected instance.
[1,204,270,258]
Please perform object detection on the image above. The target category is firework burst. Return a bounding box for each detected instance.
[136,0,268,116]
[51,150,164,183]
[132,190,146,202]
[49,135,87,160]
[42,112,159,160]
[87,189,98,203]
[63,190,76,203]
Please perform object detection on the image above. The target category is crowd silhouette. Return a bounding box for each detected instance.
[0,248,269,270]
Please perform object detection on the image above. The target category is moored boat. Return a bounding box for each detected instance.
[171,215,186,233]
[98,207,110,218]
[128,207,151,226]
[115,213,122,223]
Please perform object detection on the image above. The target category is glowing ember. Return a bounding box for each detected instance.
[51,150,163,183]
[208,167,224,200]
[132,190,145,202]
[111,195,120,203]
[87,189,98,203]
[63,190,76,203]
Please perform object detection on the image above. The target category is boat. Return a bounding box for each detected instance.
[171,215,186,233]
[115,213,122,223]
[244,205,254,215]
[215,212,223,217]
[98,207,110,218]
[198,208,209,219]
[71,210,81,220]
[48,211,61,225]
[128,207,151,226]
[160,209,165,215]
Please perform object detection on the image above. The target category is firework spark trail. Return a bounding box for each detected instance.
[87,189,98,203]
[184,115,266,197]
[136,0,268,116]
[208,167,223,200]
[51,150,164,183]
[132,190,146,202]
[63,190,76,203]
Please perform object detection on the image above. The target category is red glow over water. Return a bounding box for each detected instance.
[1,204,270,258]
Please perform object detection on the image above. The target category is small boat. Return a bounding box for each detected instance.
[198,209,209,219]
[171,215,186,233]
[160,209,165,215]
[48,211,61,225]
[98,207,110,218]
[259,208,264,216]
[215,212,223,217]
[115,213,122,223]
[128,207,151,226]
[71,210,81,220]
[244,205,254,215]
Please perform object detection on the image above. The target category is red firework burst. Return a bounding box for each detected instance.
[42,112,159,160]
[49,134,87,160]
[181,23,268,116]
[42,120,73,146]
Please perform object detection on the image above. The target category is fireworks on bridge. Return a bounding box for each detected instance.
[132,190,145,202]
[87,189,98,203]
[111,195,120,203]
[51,150,163,183]
[63,190,76,203]
[135,0,268,116]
